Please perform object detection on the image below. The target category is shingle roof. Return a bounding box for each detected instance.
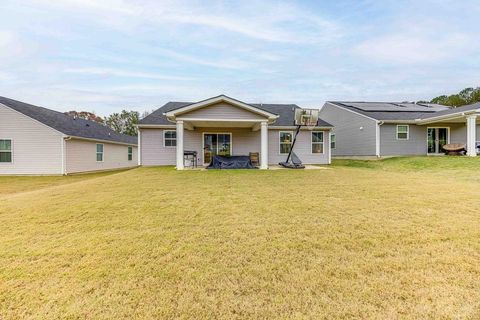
[0,96,137,145]
[327,101,451,121]
[140,101,333,127]
[419,102,480,119]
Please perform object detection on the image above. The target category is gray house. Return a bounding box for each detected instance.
[319,101,480,157]
[0,96,138,175]
[138,95,333,169]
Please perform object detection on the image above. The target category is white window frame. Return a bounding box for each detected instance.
[127,146,133,161]
[330,133,336,149]
[279,131,294,155]
[311,131,324,154]
[396,125,409,140]
[0,138,13,164]
[96,143,104,162]
[201,132,233,166]
[163,130,177,148]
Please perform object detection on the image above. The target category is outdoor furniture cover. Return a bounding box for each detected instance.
[207,155,256,169]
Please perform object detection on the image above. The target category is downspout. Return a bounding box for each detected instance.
[376,121,384,157]
[63,136,72,175]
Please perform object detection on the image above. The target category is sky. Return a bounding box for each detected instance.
[0,0,480,116]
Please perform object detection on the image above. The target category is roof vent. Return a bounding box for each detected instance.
[85,123,90,127]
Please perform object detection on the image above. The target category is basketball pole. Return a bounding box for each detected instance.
[286,124,302,164]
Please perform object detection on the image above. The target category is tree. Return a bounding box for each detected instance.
[65,110,104,123]
[430,87,480,108]
[105,110,139,136]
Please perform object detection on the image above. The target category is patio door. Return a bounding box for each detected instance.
[203,133,232,165]
[427,128,449,154]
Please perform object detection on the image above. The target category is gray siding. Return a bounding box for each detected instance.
[380,123,476,156]
[179,102,267,120]
[319,103,377,156]
[140,127,330,166]
[65,139,137,174]
[0,103,63,175]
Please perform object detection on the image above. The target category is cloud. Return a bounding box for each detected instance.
[64,67,196,81]
[354,32,471,65]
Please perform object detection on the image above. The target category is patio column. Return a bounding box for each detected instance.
[466,115,477,157]
[260,121,268,169]
[176,120,184,169]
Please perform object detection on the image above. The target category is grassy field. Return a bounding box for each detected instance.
[1,157,480,319]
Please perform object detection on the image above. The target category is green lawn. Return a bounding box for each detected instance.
[1,157,480,319]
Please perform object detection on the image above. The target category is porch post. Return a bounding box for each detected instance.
[176,120,184,169]
[466,115,477,157]
[260,121,268,169]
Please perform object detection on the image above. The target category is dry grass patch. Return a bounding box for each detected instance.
[1,158,480,319]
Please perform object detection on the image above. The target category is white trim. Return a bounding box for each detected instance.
[375,122,381,157]
[138,131,142,166]
[426,127,450,154]
[268,126,333,130]
[279,131,294,155]
[164,95,278,119]
[396,124,409,140]
[163,129,177,148]
[61,136,66,175]
[310,131,325,154]
[417,109,480,124]
[96,143,104,162]
[175,117,269,123]
[66,135,137,146]
[176,121,184,170]
[0,138,13,164]
[324,102,379,122]
[137,124,176,129]
[201,132,233,166]
[328,132,332,164]
[260,121,268,169]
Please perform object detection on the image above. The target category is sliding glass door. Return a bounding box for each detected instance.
[427,128,448,154]
[203,133,232,165]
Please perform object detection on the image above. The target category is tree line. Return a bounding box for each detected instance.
[64,110,152,136]
[429,87,480,108]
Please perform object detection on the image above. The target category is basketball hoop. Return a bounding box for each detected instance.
[294,108,319,130]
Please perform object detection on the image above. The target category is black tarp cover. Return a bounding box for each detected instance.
[207,155,256,169]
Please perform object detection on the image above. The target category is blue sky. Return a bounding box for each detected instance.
[0,0,479,116]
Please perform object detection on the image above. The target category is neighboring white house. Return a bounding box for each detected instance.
[0,96,138,175]
[138,95,333,169]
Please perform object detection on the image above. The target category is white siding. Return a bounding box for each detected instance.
[179,102,266,120]
[65,139,137,174]
[140,127,330,166]
[0,104,63,175]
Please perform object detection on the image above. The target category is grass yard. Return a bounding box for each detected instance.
[1,157,480,319]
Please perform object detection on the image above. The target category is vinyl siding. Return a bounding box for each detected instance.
[379,123,472,156]
[178,102,267,120]
[140,127,330,166]
[65,139,137,174]
[0,103,63,175]
[319,103,377,156]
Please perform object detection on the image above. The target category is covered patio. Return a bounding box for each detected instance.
[417,104,480,156]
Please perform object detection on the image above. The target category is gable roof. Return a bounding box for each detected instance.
[140,96,332,127]
[164,95,279,120]
[327,101,451,121]
[0,96,137,145]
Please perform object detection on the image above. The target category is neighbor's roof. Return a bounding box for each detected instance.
[140,100,333,127]
[327,101,451,121]
[0,96,137,145]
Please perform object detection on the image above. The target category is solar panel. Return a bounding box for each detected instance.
[340,102,444,112]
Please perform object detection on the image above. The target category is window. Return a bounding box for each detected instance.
[128,146,133,161]
[311,132,324,154]
[164,130,176,147]
[0,139,12,163]
[397,125,409,140]
[330,134,336,149]
[96,143,104,162]
[279,131,293,154]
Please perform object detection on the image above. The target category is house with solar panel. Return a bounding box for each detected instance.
[319,101,480,157]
